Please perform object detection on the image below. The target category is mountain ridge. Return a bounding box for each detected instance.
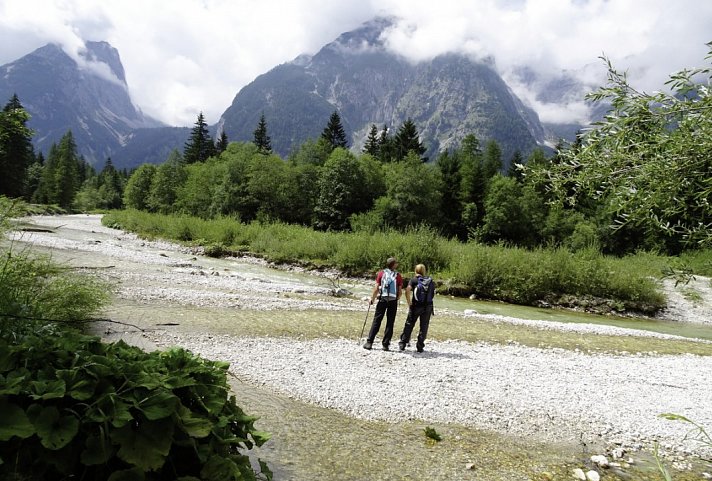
[0,41,163,165]
[217,17,546,163]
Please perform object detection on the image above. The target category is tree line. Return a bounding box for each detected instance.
[0,94,129,211]
[3,42,711,257]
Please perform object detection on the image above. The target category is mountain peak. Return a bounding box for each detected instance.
[331,16,396,50]
[81,40,127,84]
[219,16,543,161]
[0,40,161,165]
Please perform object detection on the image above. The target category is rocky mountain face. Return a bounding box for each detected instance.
[218,18,546,162]
[2,19,569,170]
[0,41,163,166]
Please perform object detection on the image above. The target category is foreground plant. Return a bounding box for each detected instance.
[0,331,271,480]
[655,414,712,480]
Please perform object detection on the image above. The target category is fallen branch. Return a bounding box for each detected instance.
[0,313,148,332]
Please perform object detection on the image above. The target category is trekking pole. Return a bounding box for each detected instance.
[358,301,372,344]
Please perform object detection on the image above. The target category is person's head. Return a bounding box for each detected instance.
[415,264,426,276]
[386,257,398,269]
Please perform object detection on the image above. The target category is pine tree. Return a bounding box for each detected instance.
[253,114,272,154]
[97,158,123,209]
[320,110,348,151]
[184,112,216,163]
[459,134,485,231]
[482,139,502,179]
[34,131,83,208]
[393,118,426,162]
[0,94,35,198]
[216,131,229,154]
[362,124,380,156]
[507,150,525,182]
[378,124,393,162]
[437,150,463,238]
[55,131,83,209]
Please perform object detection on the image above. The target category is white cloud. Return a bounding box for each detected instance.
[1,0,710,126]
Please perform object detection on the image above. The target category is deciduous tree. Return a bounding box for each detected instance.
[529,47,712,252]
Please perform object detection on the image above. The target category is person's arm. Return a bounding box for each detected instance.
[370,283,380,305]
[396,274,403,301]
[405,283,413,307]
[370,271,382,305]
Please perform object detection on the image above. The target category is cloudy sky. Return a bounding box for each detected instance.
[1,0,710,126]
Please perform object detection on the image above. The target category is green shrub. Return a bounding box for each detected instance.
[0,331,271,480]
[0,250,109,335]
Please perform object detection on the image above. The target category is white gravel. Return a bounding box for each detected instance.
[10,214,712,460]
[149,333,712,459]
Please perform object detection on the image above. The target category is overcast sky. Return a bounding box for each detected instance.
[1,0,711,126]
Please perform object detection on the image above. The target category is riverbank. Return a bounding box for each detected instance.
[8,214,712,474]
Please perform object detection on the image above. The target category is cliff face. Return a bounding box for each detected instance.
[218,18,544,162]
[0,41,163,165]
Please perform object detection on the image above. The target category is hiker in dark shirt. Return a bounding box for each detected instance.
[364,257,402,351]
[398,264,435,353]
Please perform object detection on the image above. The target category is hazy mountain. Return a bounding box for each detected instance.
[110,127,191,170]
[2,19,565,170]
[218,17,545,163]
[0,41,163,166]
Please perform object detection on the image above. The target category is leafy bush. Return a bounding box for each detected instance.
[0,331,272,481]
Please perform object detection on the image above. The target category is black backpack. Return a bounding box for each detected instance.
[412,276,434,305]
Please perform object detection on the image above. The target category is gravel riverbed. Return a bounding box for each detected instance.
[10,214,712,462]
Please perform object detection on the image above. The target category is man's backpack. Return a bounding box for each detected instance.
[413,276,434,305]
[379,268,398,299]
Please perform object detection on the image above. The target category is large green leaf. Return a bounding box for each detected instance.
[81,433,114,465]
[0,340,13,371]
[200,455,238,481]
[176,405,213,438]
[0,373,23,395]
[55,369,94,400]
[136,390,179,421]
[0,399,34,440]
[107,467,146,481]
[30,379,66,400]
[110,399,134,428]
[33,406,79,450]
[111,417,174,471]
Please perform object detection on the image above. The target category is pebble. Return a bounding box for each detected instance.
[585,470,600,481]
[590,455,609,468]
[572,468,586,480]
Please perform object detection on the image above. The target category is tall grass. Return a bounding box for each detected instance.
[1,200,110,336]
[103,210,673,313]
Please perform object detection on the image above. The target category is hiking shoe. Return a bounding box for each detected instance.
[398,343,406,351]
[382,344,389,351]
[416,347,424,353]
[363,341,373,350]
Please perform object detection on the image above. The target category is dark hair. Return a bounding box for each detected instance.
[386,257,397,269]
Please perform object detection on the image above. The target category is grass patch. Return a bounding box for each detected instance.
[101,210,698,314]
